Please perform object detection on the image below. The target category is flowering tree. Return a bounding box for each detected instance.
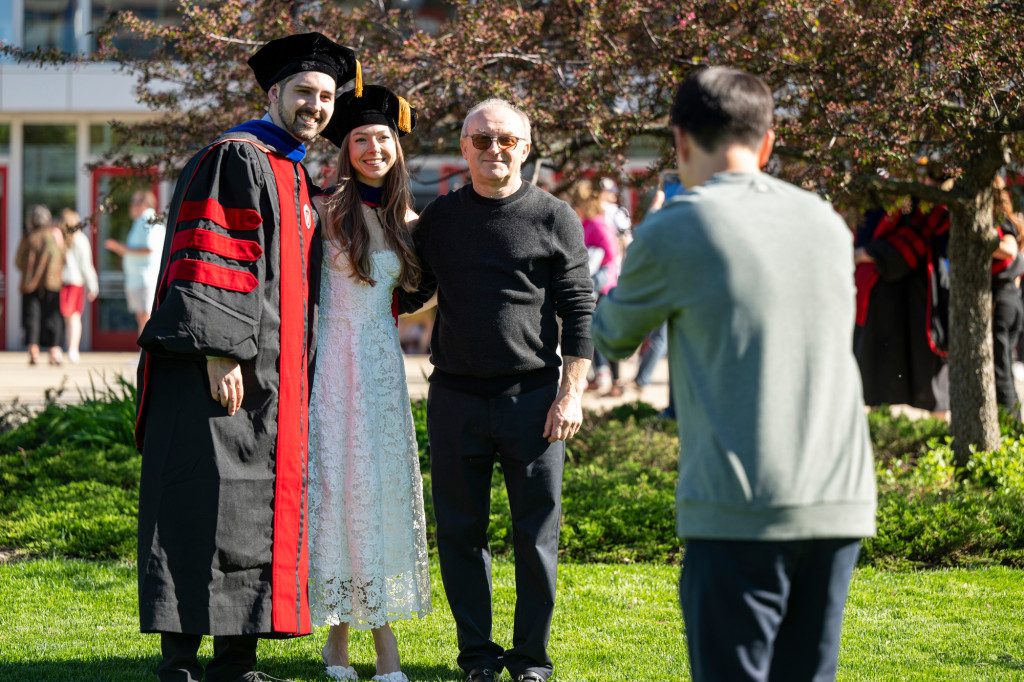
[8,0,1022,459]
[3,0,690,187]
[674,0,1024,462]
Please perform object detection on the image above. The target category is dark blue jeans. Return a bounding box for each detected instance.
[679,538,861,682]
[428,383,564,681]
[633,322,667,387]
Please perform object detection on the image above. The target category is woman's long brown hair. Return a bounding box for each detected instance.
[323,131,421,291]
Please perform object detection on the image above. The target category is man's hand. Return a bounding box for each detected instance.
[206,357,244,416]
[542,355,590,442]
[543,389,583,442]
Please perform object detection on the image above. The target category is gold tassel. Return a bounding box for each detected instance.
[354,60,363,98]
[397,96,412,133]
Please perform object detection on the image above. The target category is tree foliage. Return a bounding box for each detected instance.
[8,0,1024,458]
[680,0,1024,460]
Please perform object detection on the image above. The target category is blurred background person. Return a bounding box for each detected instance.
[599,176,633,255]
[58,208,99,364]
[853,160,951,419]
[571,179,622,396]
[15,204,65,365]
[105,190,165,337]
[991,174,1024,418]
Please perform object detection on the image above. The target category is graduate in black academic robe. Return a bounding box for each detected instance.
[853,201,950,411]
[135,121,323,638]
[132,39,360,678]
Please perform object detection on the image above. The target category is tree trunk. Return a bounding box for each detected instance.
[947,191,1001,467]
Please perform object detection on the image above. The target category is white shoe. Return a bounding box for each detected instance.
[371,673,409,682]
[322,650,359,681]
[325,665,359,681]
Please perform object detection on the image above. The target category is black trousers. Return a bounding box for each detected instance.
[158,632,258,682]
[993,283,1023,414]
[679,538,861,682]
[22,289,62,348]
[427,383,564,681]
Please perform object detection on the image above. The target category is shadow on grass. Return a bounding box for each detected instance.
[0,657,161,682]
[0,658,461,682]
[277,660,462,681]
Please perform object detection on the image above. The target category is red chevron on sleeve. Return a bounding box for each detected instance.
[168,258,258,293]
[178,198,263,231]
[171,228,263,262]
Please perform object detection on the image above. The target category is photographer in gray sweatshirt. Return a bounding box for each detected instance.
[592,67,876,682]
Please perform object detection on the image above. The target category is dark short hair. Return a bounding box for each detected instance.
[670,67,773,153]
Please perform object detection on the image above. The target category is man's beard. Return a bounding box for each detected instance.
[278,101,325,142]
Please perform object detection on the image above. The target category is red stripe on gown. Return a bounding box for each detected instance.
[178,197,263,231]
[171,228,264,262]
[166,258,258,292]
[267,154,313,635]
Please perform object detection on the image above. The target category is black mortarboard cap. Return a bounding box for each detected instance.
[247,32,360,93]
[322,84,418,148]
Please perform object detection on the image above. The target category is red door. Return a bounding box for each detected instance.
[90,167,160,351]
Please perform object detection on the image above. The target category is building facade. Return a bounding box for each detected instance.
[2,0,177,351]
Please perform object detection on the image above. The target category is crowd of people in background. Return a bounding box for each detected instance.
[13,192,164,367]
[14,156,1024,425]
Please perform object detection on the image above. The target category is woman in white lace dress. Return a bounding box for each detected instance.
[309,85,431,682]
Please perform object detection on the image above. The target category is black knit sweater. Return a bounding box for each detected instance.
[400,181,594,397]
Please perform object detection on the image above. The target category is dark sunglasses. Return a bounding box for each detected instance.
[466,134,521,151]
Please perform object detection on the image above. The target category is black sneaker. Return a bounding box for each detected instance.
[465,668,497,682]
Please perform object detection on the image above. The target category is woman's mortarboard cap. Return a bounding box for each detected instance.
[322,84,417,148]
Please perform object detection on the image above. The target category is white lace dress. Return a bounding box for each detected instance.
[308,243,431,630]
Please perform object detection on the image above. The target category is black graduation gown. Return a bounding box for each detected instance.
[135,127,322,637]
[853,204,949,411]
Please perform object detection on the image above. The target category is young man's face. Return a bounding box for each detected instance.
[269,71,337,143]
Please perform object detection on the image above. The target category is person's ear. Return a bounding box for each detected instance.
[672,126,690,166]
[268,83,280,105]
[757,129,776,169]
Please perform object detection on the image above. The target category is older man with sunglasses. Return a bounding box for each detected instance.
[399,99,594,682]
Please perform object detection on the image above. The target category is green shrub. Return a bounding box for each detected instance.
[1,480,137,559]
[0,376,136,453]
[866,409,949,468]
[2,388,1023,569]
[862,486,1024,569]
[560,461,680,563]
[570,402,678,473]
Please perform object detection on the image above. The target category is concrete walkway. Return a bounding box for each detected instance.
[0,350,672,412]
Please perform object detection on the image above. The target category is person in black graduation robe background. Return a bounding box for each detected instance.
[133,33,360,682]
[853,193,951,416]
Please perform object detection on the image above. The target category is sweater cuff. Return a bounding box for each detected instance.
[561,335,593,361]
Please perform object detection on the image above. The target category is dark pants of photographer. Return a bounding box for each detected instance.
[679,538,861,682]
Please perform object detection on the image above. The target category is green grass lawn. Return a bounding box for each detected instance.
[1,558,1022,681]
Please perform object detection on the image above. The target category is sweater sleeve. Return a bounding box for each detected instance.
[551,202,595,358]
[138,142,267,361]
[592,222,675,361]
